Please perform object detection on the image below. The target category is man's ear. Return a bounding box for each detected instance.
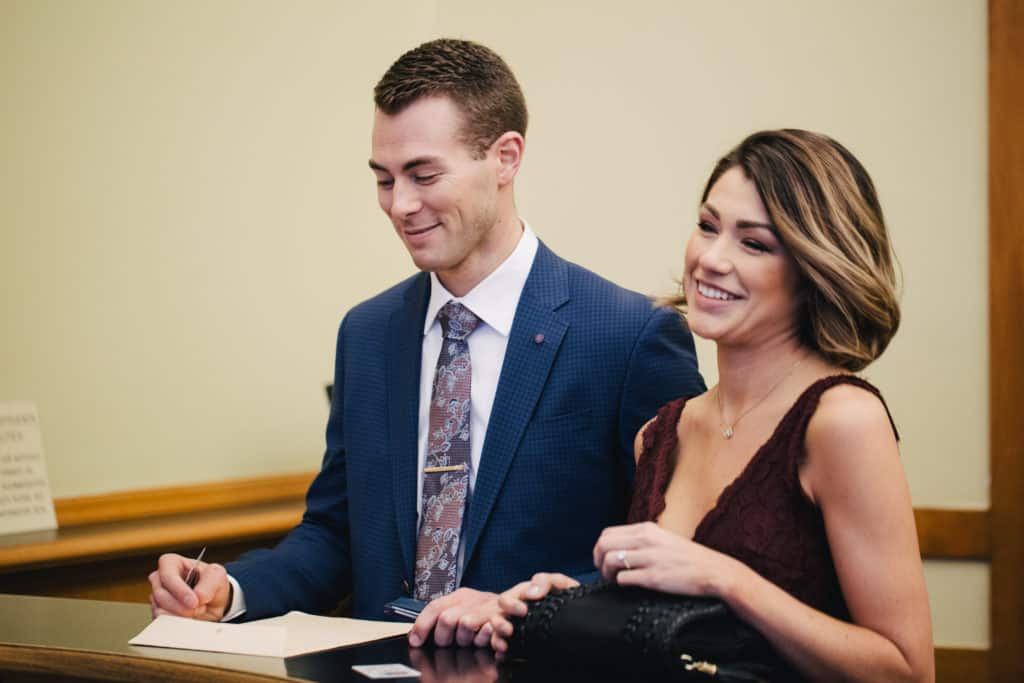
[491,131,525,186]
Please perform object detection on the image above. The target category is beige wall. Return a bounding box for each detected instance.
[1,0,987,646]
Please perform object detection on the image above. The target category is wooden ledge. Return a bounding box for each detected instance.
[0,472,989,573]
[0,472,316,573]
[53,471,316,528]
[0,499,305,572]
[915,507,990,560]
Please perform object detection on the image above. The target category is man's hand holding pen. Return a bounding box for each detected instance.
[148,547,232,621]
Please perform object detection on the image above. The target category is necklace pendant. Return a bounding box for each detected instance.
[722,425,734,439]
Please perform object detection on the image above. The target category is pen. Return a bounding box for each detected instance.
[184,546,207,588]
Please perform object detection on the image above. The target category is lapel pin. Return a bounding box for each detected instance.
[533,333,545,344]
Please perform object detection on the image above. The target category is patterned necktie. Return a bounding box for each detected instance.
[413,301,481,601]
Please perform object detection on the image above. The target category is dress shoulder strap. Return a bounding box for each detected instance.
[629,396,691,524]
[790,374,899,441]
[639,397,688,462]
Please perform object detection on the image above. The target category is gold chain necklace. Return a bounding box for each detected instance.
[716,356,806,439]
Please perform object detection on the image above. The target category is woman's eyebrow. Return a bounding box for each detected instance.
[737,220,776,231]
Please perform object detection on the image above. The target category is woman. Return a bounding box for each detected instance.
[489,130,934,682]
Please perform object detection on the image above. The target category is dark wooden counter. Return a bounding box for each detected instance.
[0,593,502,683]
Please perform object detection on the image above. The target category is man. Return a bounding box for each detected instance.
[148,38,703,648]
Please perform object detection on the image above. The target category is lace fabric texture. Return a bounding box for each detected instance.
[628,374,898,621]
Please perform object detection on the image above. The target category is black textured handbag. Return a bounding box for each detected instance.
[503,580,794,682]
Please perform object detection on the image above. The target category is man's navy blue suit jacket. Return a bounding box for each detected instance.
[227,242,704,619]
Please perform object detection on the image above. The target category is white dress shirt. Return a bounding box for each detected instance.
[223,222,538,620]
[417,223,538,510]
[416,223,537,585]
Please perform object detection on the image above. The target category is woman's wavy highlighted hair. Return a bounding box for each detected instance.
[669,130,900,372]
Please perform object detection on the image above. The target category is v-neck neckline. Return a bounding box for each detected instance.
[659,376,840,541]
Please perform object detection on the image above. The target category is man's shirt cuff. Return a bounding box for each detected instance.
[222,574,247,621]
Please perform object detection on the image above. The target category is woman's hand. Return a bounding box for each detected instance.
[488,572,579,657]
[594,521,745,597]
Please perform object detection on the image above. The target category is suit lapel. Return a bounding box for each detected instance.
[462,244,569,570]
[387,273,430,579]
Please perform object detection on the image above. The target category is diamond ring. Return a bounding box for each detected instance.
[616,549,631,570]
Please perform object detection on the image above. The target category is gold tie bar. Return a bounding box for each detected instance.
[423,464,467,474]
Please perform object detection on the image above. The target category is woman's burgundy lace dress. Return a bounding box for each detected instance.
[627,375,898,621]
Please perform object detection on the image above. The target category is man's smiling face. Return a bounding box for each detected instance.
[370,96,506,292]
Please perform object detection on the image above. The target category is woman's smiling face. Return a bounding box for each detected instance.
[683,166,802,348]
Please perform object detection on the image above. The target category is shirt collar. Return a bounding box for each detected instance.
[424,221,539,337]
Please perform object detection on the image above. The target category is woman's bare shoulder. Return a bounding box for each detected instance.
[804,379,899,484]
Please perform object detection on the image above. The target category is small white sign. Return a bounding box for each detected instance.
[0,401,57,535]
[352,664,422,679]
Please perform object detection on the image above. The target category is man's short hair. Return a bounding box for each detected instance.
[374,38,528,157]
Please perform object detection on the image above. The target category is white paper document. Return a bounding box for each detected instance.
[130,611,411,658]
[260,611,413,656]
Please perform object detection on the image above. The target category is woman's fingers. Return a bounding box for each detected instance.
[544,572,580,590]
[489,614,513,653]
[485,572,583,655]
[593,521,652,569]
[472,622,494,648]
[521,572,578,601]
